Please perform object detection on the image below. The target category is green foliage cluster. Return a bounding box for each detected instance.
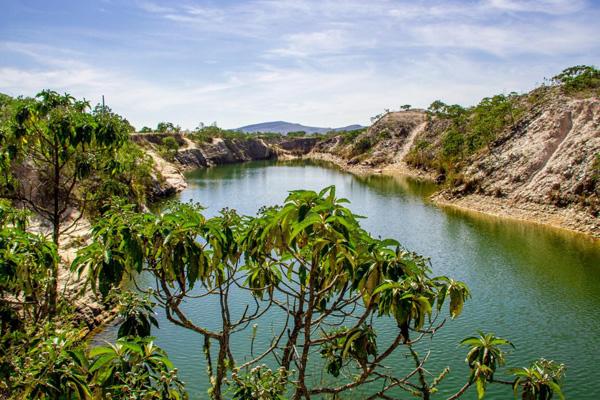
[156,121,181,133]
[0,202,186,399]
[405,139,432,168]
[436,94,521,159]
[109,290,159,339]
[323,127,375,157]
[552,65,600,95]
[158,136,181,161]
[319,127,368,144]
[511,359,566,400]
[230,365,291,400]
[0,91,155,240]
[191,125,263,143]
[352,135,374,154]
[286,130,307,137]
[319,325,377,378]
[3,326,186,399]
[87,337,185,399]
[461,332,514,399]
[90,140,156,209]
[0,201,57,330]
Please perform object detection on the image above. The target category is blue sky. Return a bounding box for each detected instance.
[1,0,599,129]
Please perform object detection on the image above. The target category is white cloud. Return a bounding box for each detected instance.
[411,19,598,56]
[0,46,565,130]
[136,1,175,14]
[268,30,376,58]
[1,0,599,129]
[485,0,587,14]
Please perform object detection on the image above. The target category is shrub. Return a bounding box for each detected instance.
[423,93,524,182]
[159,136,180,161]
[287,130,307,137]
[552,65,600,94]
[442,128,465,159]
[406,140,433,169]
[352,135,373,154]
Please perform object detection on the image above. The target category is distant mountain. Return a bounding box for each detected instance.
[236,121,366,135]
[333,124,364,132]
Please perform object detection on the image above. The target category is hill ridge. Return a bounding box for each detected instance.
[237,121,365,134]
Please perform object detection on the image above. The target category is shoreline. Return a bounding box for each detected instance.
[300,152,599,240]
[139,131,597,241]
[433,194,599,241]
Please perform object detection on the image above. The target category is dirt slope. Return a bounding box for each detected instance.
[310,94,599,237]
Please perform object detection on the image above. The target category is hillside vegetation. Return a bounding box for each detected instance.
[313,66,600,235]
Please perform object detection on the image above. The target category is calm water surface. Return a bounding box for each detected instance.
[97,160,600,399]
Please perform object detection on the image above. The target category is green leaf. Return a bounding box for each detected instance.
[89,353,115,373]
[289,213,322,241]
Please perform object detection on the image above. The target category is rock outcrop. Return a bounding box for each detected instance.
[308,94,599,237]
[135,135,320,196]
[440,95,600,235]
[459,97,599,207]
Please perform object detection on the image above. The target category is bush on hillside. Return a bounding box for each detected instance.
[419,93,523,180]
[552,65,600,94]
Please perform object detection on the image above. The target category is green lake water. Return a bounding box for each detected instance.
[96,159,600,399]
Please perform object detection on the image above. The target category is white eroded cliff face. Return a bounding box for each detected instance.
[308,94,600,236]
[462,96,599,207]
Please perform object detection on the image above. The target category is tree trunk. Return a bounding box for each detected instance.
[282,296,304,370]
[48,138,61,315]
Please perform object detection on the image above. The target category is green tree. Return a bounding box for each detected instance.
[0,93,19,193]
[156,121,180,133]
[73,187,563,400]
[0,91,137,313]
[3,90,129,245]
[160,136,180,161]
[552,65,600,93]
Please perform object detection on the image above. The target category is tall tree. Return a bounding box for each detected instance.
[4,90,129,245]
[73,188,563,400]
[0,91,129,313]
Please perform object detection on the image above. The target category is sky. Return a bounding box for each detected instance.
[1,0,599,130]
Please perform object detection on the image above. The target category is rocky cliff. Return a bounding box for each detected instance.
[134,134,319,198]
[310,92,600,237]
[136,89,599,237]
